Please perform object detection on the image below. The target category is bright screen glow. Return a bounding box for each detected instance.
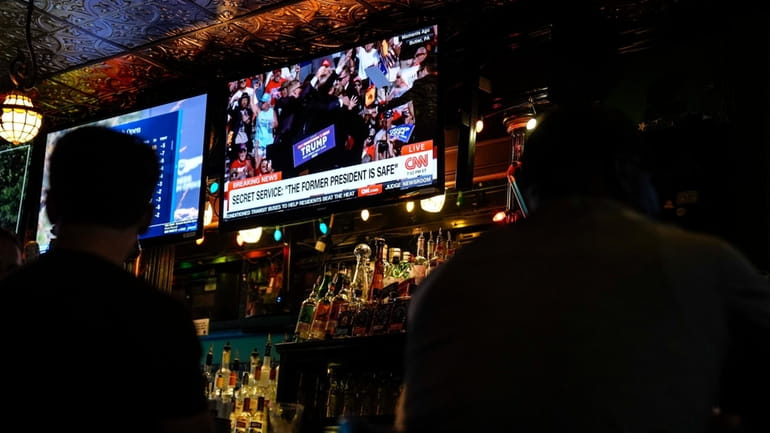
[36,93,209,253]
[220,24,442,229]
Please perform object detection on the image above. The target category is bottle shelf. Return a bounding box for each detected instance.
[276,334,405,433]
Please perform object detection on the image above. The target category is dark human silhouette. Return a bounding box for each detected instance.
[0,226,21,279]
[402,104,770,433]
[1,126,214,433]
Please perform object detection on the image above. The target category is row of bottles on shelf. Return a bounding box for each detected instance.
[297,363,404,423]
[293,229,454,342]
[202,336,279,432]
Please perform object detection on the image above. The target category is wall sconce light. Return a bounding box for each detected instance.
[237,227,263,246]
[1,1,43,145]
[360,209,370,222]
[420,193,446,213]
[475,118,484,133]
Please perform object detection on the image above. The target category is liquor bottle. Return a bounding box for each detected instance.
[445,229,454,259]
[238,371,253,417]
[215,342,234,419]
[230,349,241,390]
[389,247,401,265]
[232,371,251,427]
[426,231,434,261]
[325,263,350,338]
[202,344,214,397]
[370,237,387,301]
[215,342,232,394]
[372,241,397,334]
[433,227,444,262]
[413,232,427,285]
[233,392,251,433]
[427,228,442,277]
[401,251,412,265]
[350,243,374,337]
[260,335,272,389]
[293,273,323,342]
[325,363,345,418]
[333,265,355,338]
[268,360,278,406]
[248,396,266,433]
[309,265,333,340]
[385,247,401,287]
[369,298,392,335]
[249,347,261,386]
[259,335,275,407]
[387,296,410,334]
[351,243,372,303]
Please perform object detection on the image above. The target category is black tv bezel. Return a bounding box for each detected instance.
[34,91,213,251]
[214,21,446,233]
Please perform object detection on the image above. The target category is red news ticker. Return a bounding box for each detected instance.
[357,184,383,197]
[229,172,283,190]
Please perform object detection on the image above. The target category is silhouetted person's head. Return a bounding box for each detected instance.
[0,227,22,279]
[519,104,658,216]
[47,126,160,234]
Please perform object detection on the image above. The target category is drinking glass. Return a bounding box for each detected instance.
[267,402,304,433]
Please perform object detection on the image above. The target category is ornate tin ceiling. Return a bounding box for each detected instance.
[0,0,751,133]
[0,0,516,131]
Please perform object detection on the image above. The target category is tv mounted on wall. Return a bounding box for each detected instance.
[35,93,210,253]
[218,23,444,231]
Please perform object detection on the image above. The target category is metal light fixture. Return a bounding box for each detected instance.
[1,0,43,145]
[237,227,263,246]
[420,193,446,213]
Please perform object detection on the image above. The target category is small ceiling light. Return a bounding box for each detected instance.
[360,209,370,221]
[318,218,328,235]
[420,193,446,213]
[273,226,282,242]
[203,201,213,226]
[405,201,415,213]
[1,91,42,145]
[209,181,219,194]
[1,1,43,145]
[475,119,484,133]
[238,227,263,244]
[493,210,508,223]
[526,117,537,130]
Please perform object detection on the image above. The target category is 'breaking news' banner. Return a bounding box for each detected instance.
[223,140,436,219]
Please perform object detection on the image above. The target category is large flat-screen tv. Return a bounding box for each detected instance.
[36,93,209,253]
[218,23,444,231]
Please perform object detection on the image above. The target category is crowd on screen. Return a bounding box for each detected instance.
[224,26,439,182]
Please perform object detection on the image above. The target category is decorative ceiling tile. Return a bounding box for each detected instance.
[189,0,285,22]
[0,0,674,132]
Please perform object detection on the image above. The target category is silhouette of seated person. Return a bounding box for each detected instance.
[402,104,770,433]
